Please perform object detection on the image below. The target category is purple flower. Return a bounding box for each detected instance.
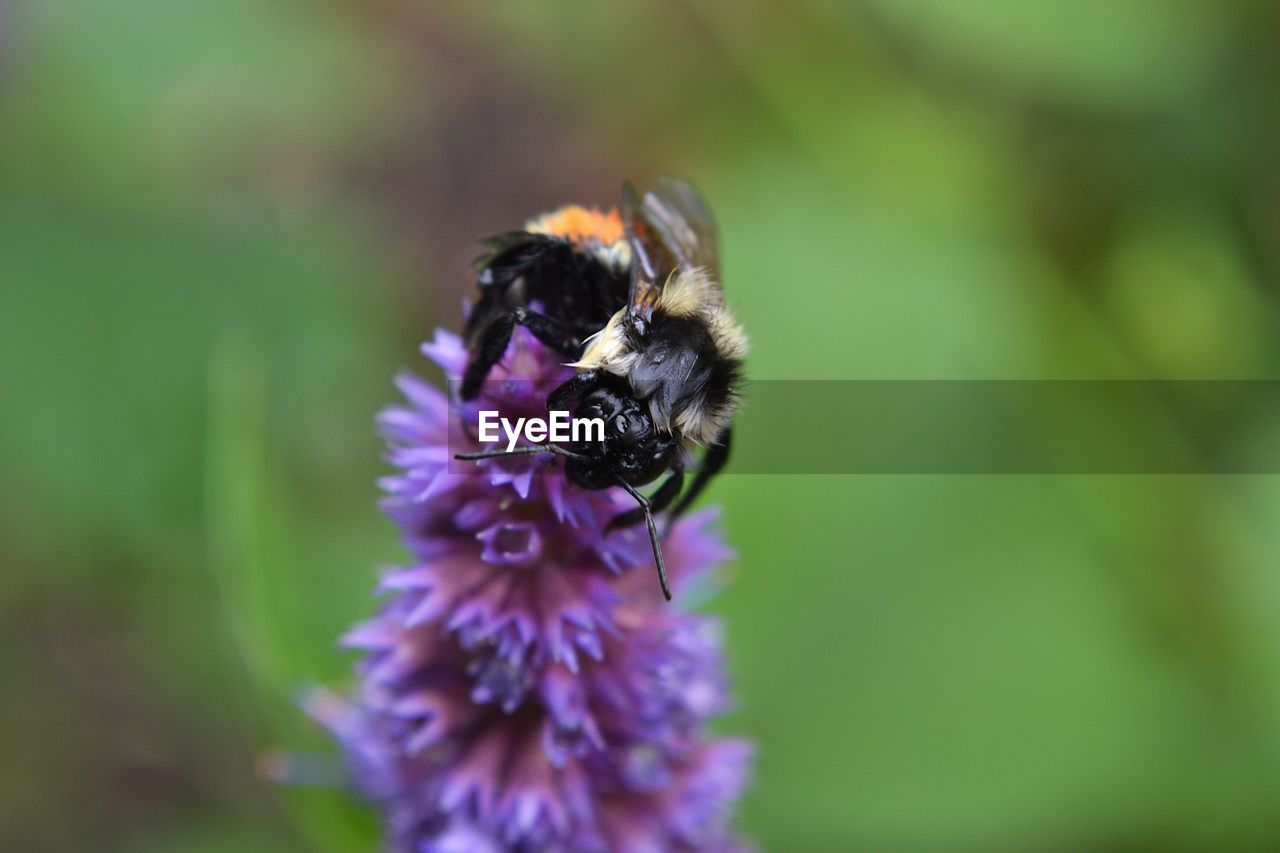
[311,326,753,851]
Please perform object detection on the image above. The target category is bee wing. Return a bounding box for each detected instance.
[646,176,720,274]
[623,177,721,312]
[621,181,655,311]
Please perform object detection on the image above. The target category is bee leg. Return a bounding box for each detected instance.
[613,476,674,601]
[461,307,580,399]
[663,426,732,534]
[547,370,601,412]
[606,469,683,532]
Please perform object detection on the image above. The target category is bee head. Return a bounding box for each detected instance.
[564,385,677,490]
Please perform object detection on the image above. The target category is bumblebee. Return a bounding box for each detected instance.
[456,178,747,600]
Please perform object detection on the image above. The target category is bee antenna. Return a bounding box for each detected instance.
[454,444,586,461]
[613,476,673,601]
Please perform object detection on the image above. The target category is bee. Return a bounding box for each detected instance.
[455,178,747,600]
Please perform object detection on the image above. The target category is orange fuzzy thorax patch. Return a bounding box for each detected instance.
[528,206,625,245]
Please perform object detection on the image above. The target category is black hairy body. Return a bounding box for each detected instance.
[461,232,627,399]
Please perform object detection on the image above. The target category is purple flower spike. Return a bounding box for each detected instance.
[312,326,753,851]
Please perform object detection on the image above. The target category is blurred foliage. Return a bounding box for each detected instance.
[4,0,1280,849]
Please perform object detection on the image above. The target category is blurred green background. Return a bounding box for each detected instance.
[5,0,1280,849]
